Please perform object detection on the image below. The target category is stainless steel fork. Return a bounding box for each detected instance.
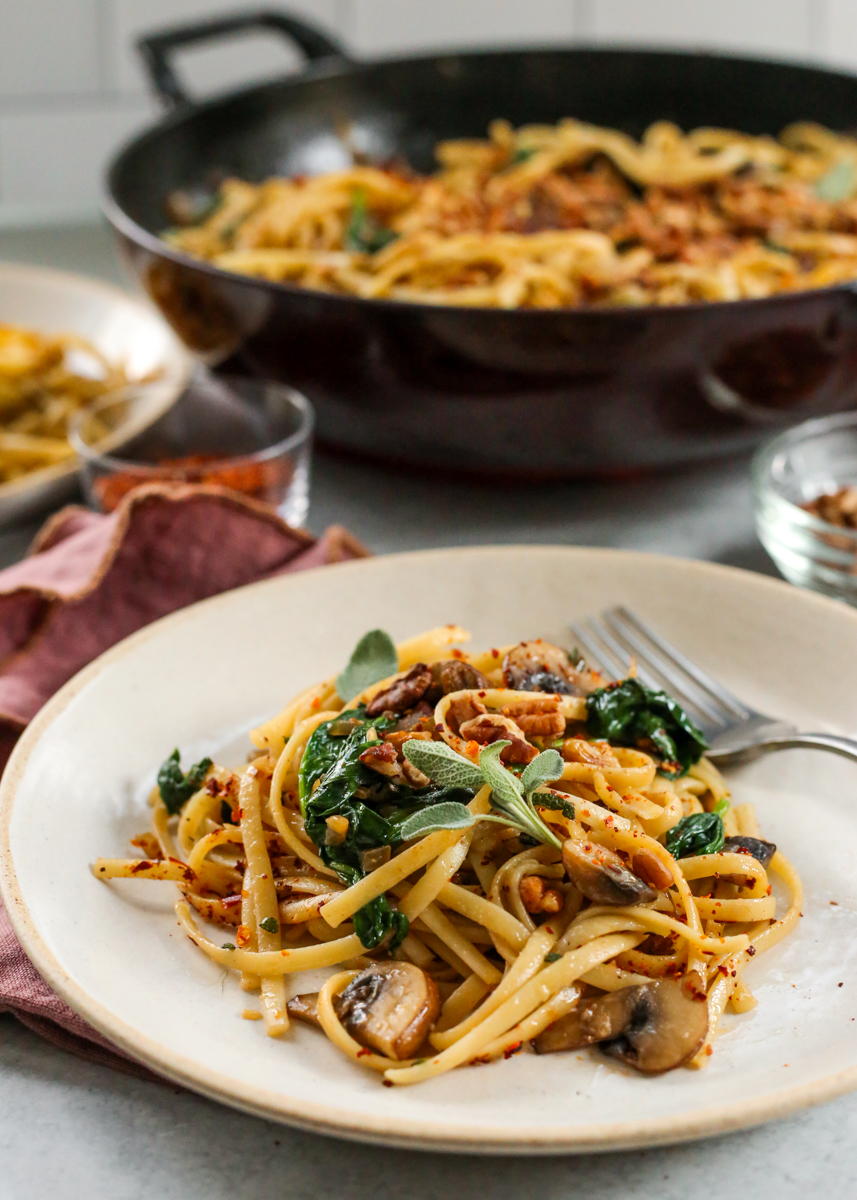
[570,605,857,767]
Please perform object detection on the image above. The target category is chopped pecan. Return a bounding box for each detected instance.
[446,692,487,734]
[458,713,538,763]
[394,700,434,733]
[360,736,430,788]
[359,742,399,776]
[631,849,674,892]
[519,875,564,914]
[366,663,432,717]
[502,695,565,737]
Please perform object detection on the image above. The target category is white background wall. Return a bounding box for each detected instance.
[4,0,857,227]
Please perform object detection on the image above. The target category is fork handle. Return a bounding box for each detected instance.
[708,732,857,767]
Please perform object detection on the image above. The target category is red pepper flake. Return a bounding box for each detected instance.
[705,1045,713,1056]
[357,1048,372,1058]
[491,648,499,658]
[747,945,756,957]
[452,649,465,660]
[839,982,845,988]
[311,697,320,709]
[382,1080,394,1087]
[503,1042,523,1059]
[831,901,839,906]
[131,860,153,873]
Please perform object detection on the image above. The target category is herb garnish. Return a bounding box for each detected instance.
[259,917,279,934]
[585,679,707,777]
[544,952,563,963]
[815,159,857,203]
[664,811,725,859]
[336,628,399,701]
[398,741,566,848]
[157,749,213,816]
[345,190,397,254]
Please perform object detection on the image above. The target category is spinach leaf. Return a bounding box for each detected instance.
[664,811,725,859]
[345,190,397,254]
[300,709,476,950]
[585,679,707,776]
[157,749,213,816]
[353,896,409,951]
[336,629,398,703]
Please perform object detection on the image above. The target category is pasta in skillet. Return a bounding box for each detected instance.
[166,117,857,308]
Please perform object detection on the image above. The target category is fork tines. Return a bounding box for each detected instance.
[570,606,750,738]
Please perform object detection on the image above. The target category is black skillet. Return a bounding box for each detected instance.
[104,10,857,476]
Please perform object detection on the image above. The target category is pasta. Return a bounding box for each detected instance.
[0,325,129,483]
[166,117,857,308]
[93,626,800,1083]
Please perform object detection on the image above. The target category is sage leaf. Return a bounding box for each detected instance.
[402,739,485,791]
[398,802,478,840]
[157,749,213,816]
[478,741,525,807]
[815,159,857,202]
[520,748,565,797]
[336,629,398,701]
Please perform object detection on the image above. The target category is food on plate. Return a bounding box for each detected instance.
[165,117,857,308]
[92,625,800,1084]
[0,324,129,483]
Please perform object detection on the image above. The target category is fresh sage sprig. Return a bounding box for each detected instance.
[336,629,398,700]
[399,739,566,847]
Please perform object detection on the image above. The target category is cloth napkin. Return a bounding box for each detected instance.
[0,484,368,1077]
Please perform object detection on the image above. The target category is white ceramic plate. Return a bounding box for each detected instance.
[3,546,857,1153]
[0,261,192,525]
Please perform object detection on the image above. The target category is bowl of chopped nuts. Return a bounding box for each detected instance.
[753,411,857,604]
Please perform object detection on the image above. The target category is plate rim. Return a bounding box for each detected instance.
[4,543,857,1153]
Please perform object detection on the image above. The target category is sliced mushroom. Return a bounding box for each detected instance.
[333,961,440,1059]
[366,663,433,717]
[723,835,777,868]
[286,992,322,1028]
[562,838,657,906]
[426,659,490,703]
[534,980,709,1073]
[503,640,596,696]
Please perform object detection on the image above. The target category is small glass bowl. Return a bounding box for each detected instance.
[69,372,313,526]
[752,411,857,605]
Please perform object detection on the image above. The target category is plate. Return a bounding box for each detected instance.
[3,546,857,1153]
[0,261,192,526]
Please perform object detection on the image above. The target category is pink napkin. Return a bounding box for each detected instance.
[0,484,368,1076]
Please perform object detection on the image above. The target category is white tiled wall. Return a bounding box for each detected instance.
[2,0,857,226]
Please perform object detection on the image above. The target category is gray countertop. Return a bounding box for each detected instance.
[0,224,848,1200]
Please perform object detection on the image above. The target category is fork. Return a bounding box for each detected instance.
[569,605,857,767]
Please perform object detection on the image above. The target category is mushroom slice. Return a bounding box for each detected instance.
[286,992,322,1028]
[723,835,777,868]
[534,989,637,1055]
[333,961,440,1060]
[503,640,596,696]
[535,980,709,1073]
[562,839,657,906]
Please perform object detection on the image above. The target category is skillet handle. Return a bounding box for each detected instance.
[137,9,349,108]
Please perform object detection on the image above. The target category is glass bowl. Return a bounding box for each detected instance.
[69,372,313,526]
[752,411,857,605]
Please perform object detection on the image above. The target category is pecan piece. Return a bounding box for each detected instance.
[358,742,399,777]
[502,695,565,737]
[428,659,490,703]
[519,875,564,914]
[446,692,487,734]
[458,713,537,764]
[366,663,432,717]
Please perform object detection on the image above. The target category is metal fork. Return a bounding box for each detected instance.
[570,605,857,767]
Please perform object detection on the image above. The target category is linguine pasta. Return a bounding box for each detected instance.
[93,625,800,1084]
[166,118,857,308]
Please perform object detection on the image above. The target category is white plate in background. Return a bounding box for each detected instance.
[0,261,192,525]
